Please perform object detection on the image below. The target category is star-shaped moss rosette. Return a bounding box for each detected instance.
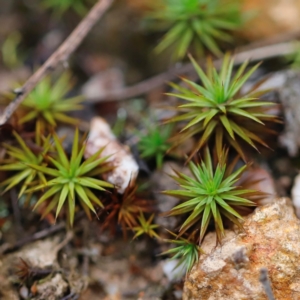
[166,54,278,161]
[163,148,261,244]
[42,0,93,16]
[100,184,153,237]
[137,122,173,169]
[161,231,203,274]
[19,72,83,131]
[26,129,114,226]
[0,127,51,200]
[132,212,160,240]
[147,0,242,60]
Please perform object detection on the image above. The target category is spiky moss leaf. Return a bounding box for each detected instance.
[19,72,83,131]
[147,0,243,60]
[26,128,114,226]
[166,53,278,161]
[0,130,51,198]
[161,231,203,274]
[132,212,160,240]
[163,148,260,244]
[137,122,173,169]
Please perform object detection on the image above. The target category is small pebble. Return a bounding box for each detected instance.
[19,285,29,299]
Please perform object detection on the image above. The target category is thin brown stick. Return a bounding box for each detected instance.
[0,0,114,126]
[87,40,298,103]
[54,230,74,252]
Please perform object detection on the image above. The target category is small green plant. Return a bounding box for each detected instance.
[148,0,242,60]
[42,0,94,15]
[132,212,159,240]
[26,129,113,226]
[0,127,51,200]
[137,122,173,169]
[100,184,153,237]
[163,148,259,243]
[19,72,83,131]
[166,54,277,161]
[161,231,202,273]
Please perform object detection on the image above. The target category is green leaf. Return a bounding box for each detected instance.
[203,108,218,127]
[227,107,264,124]
[220,115,234,139]
[195,119,217,149]
[33,185,62,210]
[68,193,75,226]
[163,147,259,244]
[26,163,60,177]
[229,121,257,149]
[180,111,209,132]
[188,54,213,90]
[70,128,79,165]
[200,203,212,242]
[75,184,96,213]
[155,21,187,53]
[53,133,69,169]
[176,27,193,59]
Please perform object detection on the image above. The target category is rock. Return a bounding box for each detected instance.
[183,198,300,300]
[19,285,29,299]
[291,174,300,218]
[0,236,62,300]
[82,68,124,102]
[278,70,300,156]
[34,274,68,300]
[10,236,61,269]
[162,259,186,282]
[85,117,139,194]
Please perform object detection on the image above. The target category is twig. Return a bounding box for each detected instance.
[0,222,66,255]
[87,40,297,103]
[54,230,74,252]
[259,268,275,300]
[0,0,114,126]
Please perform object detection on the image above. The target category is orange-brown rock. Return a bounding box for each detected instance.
[183,198,300,300]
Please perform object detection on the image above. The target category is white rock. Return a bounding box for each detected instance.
[162,259,186,282]
[85,117,139,194]
[82,68,124,102]
[291,173,300,218]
